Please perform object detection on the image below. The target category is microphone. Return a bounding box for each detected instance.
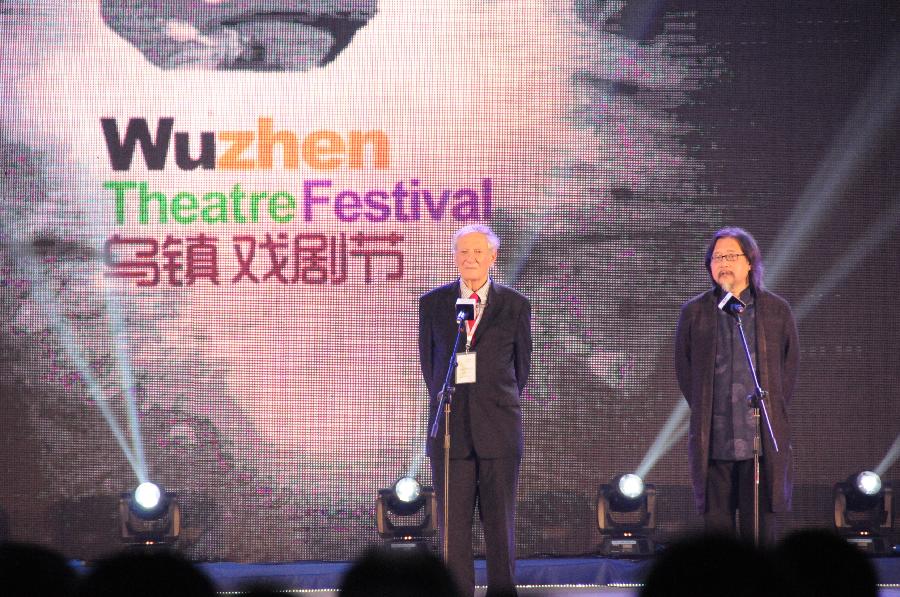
[717,288,746,315]
[455,298,476,325]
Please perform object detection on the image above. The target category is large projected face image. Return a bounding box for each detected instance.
[1,0,721,559]
[100,0,378,71]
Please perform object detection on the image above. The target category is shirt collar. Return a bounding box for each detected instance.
[714,285,755,305]
[460,278,491,303]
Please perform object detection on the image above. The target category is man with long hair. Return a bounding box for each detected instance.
[675,227,799,543]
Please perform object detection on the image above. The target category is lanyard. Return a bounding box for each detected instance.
[464,302,483,352]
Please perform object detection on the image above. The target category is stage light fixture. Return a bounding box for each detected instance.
[133,482,162,512]
[834,471,894,555]
[394,476,421,504]
[618,473,644,500]
[375,477,437,549]
[597,473,656,556]
[119,482,181,545]
[856,471,882,496]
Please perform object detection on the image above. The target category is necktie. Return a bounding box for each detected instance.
[467,292,480,333]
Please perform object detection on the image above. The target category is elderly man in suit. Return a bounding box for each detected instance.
[418,224,532,597]
[675,227,799,544]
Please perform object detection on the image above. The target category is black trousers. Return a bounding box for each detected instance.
[705,459,776,545]
[430,453,520,597]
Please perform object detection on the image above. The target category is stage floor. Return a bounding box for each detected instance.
[214,590,900,597]
[196,556,900,595]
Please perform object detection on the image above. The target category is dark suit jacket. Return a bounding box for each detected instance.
[675,287,800,513]
[419,280,532,459]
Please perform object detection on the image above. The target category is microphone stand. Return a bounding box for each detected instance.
[731,310,779,547]
[429,315,466,561]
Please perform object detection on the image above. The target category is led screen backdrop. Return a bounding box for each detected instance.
[0,0,898,561]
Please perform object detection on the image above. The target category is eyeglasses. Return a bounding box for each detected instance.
[711,253,745,263]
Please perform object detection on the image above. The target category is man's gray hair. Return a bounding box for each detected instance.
[452,224,500,252]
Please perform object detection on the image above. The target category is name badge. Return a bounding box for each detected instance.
[456,352,476,384]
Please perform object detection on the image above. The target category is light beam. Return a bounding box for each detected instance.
[766,34,900,287]
[13,243,145,481]
[875,433,900,478]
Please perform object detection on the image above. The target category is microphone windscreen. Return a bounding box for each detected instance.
[455,298,476,321]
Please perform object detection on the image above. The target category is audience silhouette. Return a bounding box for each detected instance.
[0,528,887,596]
[0,541,77,597]
[640,533,783,597]
[774,528,878,597]
[339,547,461,597]
[74,549,215,597]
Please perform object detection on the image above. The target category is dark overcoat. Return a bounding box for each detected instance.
[674,288,800,513]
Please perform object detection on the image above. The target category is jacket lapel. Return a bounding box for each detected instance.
[700,290,719,409]
[755,290,770,394]
[440,282,461,340]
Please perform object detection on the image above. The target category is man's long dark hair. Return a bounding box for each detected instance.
[704,226,766,291]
